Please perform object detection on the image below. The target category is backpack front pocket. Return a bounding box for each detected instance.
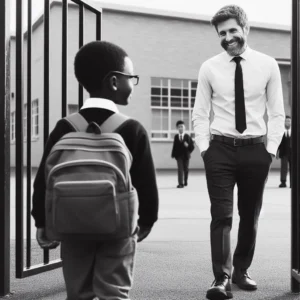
[53,180,119,235]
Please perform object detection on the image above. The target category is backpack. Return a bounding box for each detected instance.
[44,112,139,241]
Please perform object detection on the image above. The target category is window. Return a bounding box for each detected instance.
[31,99,39,138]
[11,111,15,142]
[151,78,197,140]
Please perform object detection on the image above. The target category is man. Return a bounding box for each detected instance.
[278,116,292,188]
[192,5,285,300]
[171,120,194,188]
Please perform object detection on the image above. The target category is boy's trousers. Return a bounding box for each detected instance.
[61,234,137,300]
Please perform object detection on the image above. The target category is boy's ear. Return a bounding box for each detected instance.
[109,75,118,91]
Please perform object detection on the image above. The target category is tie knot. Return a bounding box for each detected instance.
[233,56,242,64]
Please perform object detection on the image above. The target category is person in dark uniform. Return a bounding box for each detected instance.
[171,120,194,188]
[278,116,292,188]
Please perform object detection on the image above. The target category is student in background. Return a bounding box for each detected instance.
[278,115,292,188]
[171,120,194,188]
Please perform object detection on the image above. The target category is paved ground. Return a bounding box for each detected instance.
[3,170,300,300]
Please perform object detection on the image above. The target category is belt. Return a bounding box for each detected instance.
[211,135,264,147]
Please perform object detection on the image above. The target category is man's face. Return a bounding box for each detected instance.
[177,124,185,134]
[115,57,135,106]
[285,118,291,129]
[217,18,249,56]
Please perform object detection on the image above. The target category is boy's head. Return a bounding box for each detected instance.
[176,120,185,134]
[74,41,138,105]
[285,115,291,129]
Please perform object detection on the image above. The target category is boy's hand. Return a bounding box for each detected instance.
[137,225,152,242]
[184,141,189,148]
[36,227,60,249]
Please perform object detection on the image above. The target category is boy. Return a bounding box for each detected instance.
[31,41,159,300]
[171,120,194,188]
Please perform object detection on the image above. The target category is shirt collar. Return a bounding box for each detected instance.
[80,98,119,113]
[226,45,252,63]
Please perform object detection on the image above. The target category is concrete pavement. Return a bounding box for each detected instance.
[4,170,300,300]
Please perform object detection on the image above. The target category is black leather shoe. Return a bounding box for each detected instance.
[206,274,233,300]
[184,182,188,186]
[177,184,184,188]
[279,182,287,188]
[232,269,257,290]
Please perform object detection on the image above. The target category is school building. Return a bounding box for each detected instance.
[9,0,291,169]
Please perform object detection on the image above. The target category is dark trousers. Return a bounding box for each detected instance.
[176,156,189,185]
[203,140,272,279]
[280,156,291,185]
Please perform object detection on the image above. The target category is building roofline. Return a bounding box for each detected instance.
[10,0,291,38]
[95,0,291,32]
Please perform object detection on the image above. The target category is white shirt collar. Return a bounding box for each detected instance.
[80,98,119,113]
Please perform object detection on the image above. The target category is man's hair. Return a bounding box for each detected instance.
[286,115,291,119]
[176,120,184,127]
[74,41,128,93]
[211,5,248,32]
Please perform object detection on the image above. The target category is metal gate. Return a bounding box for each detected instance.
[291,0,300,293]
[13,0,101,279]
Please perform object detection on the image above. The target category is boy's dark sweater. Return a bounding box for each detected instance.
[31,107,159,229]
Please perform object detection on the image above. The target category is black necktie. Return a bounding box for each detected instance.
[233,56,247,133]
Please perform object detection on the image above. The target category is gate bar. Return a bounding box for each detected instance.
[62,0,68,117]
[0,0,10,296]
[26,0,33,270]
[291,0,300,294]
[43,0,50,265]
[15,0,25,280]
[78,4,84,108]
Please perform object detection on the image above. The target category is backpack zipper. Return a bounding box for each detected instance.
[49,146,130,184]
[47,159,127,190]
[54,180,117,197]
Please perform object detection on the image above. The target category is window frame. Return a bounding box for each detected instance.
[150,78,197,141]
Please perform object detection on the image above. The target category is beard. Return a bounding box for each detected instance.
[221,36,246,56]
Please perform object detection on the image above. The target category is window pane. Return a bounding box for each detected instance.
[151,78,161,86]
[151,87,161,95]
[191,81,198,88]
[162,97,168,107]
[183,97,189,108]
[171,89,181,96]
[162,88,168,96]
[183,89,188,97]
[162,79,168,87]
[191,90,197,97]
[171,79,182,88]
[191,97,195,107]
[151,132,168,139]
[183,80,188,88]
[171,97,181,107]
[182,110,190,130]
[162,109,168,130]
[171,110,182,128]
[151,96,161,106]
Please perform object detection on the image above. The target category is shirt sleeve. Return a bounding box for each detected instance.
[192,61,212,153]
[266,58,286,156]
[122,120,159,228]
[31,120,73,228]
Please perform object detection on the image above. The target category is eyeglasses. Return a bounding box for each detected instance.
[102,71,139,86]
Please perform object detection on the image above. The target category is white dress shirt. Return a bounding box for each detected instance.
[192,46,285,156]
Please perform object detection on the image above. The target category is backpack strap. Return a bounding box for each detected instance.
[100,113,129,133]
[64,112,129,133]
[64,112,89,132]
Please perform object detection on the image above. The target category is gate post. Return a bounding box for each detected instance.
[291,0,300,294]
[0,0,10,297]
